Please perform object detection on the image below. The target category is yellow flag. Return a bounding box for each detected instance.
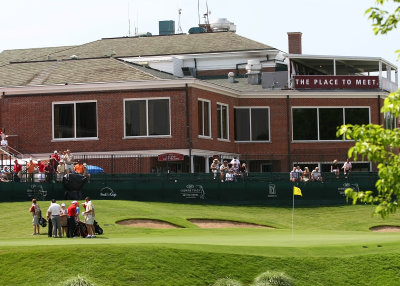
[293,186,302,196]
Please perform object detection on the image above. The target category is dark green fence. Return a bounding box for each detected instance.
[0,172,378,205]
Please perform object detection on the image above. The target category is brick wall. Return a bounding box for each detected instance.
[0,86,384,172]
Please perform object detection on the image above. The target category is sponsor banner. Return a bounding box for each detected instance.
[158,153,184,162]
[294,75,379,89]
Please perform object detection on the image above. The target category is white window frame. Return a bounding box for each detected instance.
[198,98,212,138]
[217,102,229,141]
[52,100,98,141]
[291,106,371,142]
[123,97,171,138]
[234,106,271,143]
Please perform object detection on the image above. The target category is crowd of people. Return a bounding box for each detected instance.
[29,197,96,238]
[1,149,91,183]
[210,157,247,182]
[290,159,352,182]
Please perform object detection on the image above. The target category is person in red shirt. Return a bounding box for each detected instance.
[13,159,22,182]
[37,160,46,182]
[67,201,77,238]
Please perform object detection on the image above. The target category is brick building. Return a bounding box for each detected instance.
[0,30,397,173]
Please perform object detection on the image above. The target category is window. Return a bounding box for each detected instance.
[292,107,370,141]
[217,103,229,140]
[53,101,97,139]
[198,99,211,137]
[234,107,270,141]
[125,98,170,137]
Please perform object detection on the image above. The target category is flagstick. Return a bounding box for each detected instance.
[291,186,295,240]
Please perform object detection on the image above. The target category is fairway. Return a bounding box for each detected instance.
[1,200,400,285]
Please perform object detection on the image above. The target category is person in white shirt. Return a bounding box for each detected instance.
[342,158,352,178]
[47,199,62,238]
[311,167,323,182]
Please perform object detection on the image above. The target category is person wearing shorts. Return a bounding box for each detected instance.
[30,199,41,235]
[83,197,96,238]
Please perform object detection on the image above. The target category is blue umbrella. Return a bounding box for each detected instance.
[86,165,104,174]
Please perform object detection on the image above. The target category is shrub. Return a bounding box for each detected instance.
[252,271,293,286]
[213,277,243,286]
[61,275,95,286]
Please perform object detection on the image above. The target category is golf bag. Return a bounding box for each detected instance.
[39,211,47,228]
[75,221,88,238]
[94,220,103,235]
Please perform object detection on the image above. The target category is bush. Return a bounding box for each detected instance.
[252,271,293,286]
[61,275,95,286]
[213,277,243,286]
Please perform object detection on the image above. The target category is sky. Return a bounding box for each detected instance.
[0,0,399,66]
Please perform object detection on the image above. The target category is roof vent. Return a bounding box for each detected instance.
[210,18,236,32]
[246,59,261,74]
[228,72,235,83]
[70,55,78,60]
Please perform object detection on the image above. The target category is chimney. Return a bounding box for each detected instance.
[287,32,302,54]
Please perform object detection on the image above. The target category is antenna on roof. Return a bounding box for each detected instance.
[128,1,131,36]
[177,8,183,34]
[197,0,200,25]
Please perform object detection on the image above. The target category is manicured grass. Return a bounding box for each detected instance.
[1,200,400,285]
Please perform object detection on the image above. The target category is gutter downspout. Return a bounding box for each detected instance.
[286,95,291,171]
[185,84,193,173]
[378,95,381,126]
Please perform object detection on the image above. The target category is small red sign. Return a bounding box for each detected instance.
[294,75,379,89]
[158,153,184,162]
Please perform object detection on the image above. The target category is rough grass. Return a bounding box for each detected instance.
[1,201,400,285]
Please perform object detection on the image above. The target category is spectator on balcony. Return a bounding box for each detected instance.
[342,158,352,178]
[302,167,311,182]
[1,135,8,150]
[219,160,229,182]
[45,158,55,183]
[210,158,220,179]
[74,161,85,175]
[13,159,22,182]
[57,161,66,182]
[37,160,45,182]
[290,167,299,182]
[63,149,74,174]
[0,128,6,141]
[26,159,37,183]
[51,150,60,170]
[239,163,248,177]
[311,167,323,182]
[331,159,340,179]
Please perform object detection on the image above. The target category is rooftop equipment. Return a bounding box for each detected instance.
[159,20,175,35]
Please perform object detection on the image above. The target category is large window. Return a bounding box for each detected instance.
[292,107,370,141]
[125,98,170,137]
[234,107,270,141]
[53,101,97,139]
[198,99,211,137]
[217,103,229,140]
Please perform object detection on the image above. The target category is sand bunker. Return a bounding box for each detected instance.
[188,219,273,229]
[370,225,400,232]
[116,219,181,229]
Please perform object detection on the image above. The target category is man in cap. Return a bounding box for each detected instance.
[67,201,77,238]
[13,159,22,182]
[64,149,74,174]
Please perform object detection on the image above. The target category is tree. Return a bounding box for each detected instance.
[337,0,400,218]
